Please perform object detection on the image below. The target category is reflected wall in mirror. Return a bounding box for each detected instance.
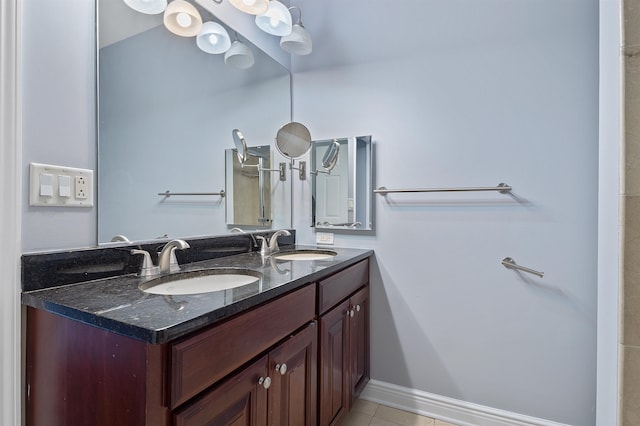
[97,0,291,243]
[225,145,281,227]
[311,136,373,231]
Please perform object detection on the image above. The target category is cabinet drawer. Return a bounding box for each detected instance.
[169,284,316,409]
[318,259,369,315]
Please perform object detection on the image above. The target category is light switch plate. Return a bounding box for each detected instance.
[316,232,335,245]
[29,163,94,207]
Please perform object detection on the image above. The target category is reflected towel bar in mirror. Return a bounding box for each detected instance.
[374,183,512,195]
[158,190,226,198]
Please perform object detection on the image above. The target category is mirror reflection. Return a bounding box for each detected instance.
[225,146,272,227]
[311,139,340,176]
[311,136,373,231]
[97,0,291,243]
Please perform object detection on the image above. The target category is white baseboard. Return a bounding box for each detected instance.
[359,380,571,426]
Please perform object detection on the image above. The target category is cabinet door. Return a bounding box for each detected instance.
[268,322,317,426]
[318,300,350,426]
[173,356,268,426]
[349,286,370,401]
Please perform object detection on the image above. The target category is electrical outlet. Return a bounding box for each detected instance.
[75,176,88,199]
[316,232,334,245]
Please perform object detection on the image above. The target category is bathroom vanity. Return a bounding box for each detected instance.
[22,239,371,426]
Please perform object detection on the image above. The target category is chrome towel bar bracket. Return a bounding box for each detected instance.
[501,257,544,278]
[373,183,512,195]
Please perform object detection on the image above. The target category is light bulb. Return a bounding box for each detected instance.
[243,0,257,5]
[176,12,192,28]
[270,16,280,27]
[208,34,219,45]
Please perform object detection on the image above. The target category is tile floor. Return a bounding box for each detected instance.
[342,399,459,426]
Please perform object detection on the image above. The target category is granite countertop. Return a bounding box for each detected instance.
[22,245,372,344]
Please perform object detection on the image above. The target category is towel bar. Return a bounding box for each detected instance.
[158,190,225,198]
[374,183,511,195]
[501,257,544,278]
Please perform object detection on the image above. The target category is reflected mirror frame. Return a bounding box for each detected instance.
[310,135,373,232]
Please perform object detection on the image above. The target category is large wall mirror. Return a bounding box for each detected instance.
[97,0,291,243]
[311,136,373,232]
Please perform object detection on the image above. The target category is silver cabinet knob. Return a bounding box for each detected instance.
[349,309,355,318]
[356,304,361,312]
[258,376,271,389]
[275,363,287,375]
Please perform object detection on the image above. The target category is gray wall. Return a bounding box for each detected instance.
[22,0,97,251]
[290,0,598,424]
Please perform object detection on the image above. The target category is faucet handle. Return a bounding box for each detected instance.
[131,249,158,277]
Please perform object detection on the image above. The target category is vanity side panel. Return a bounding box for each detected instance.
[25,307,162,426]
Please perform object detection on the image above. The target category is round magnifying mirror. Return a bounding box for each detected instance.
[232,129,248,165]
[321,140,340,171]
[275,122,312,159]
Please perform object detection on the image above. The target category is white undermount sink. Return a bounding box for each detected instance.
[139,269,261,295]
[272,249,337,261]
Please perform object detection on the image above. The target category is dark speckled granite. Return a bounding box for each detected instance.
[22,234,372,344]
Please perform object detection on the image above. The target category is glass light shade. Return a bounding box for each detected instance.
[255,1,292,36]
[123,0,167,14]
[224,41,255,69]
[229,0,269,15]
[163,0,202,37]
[197,22,231,54]
[280,23,312,55]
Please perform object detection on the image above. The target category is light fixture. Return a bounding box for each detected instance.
[123,0,168,14]
[197,22,231,54]
[163,0,203,37]
[280,7,312,55]
[255,1,292,36]
[224,40,255,69]
[229,0,269,15]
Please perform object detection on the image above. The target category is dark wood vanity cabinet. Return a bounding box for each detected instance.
[25,256,370,426]
[318,259,370,426]
[26,284,316,426]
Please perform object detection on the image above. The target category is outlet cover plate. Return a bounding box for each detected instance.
[29,163,94,207]
[316,232,334,245]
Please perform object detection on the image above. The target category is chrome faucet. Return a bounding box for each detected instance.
[254,230,291,257]
[157,239,190,274]
[269,230,291,254]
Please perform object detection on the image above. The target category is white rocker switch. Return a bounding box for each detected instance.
[39,173,54,197]
[58,175,71,197]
